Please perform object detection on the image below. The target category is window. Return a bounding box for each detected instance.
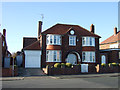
[69,36,76,46]
[110,44,118,48]
[46,35,61,45]
[3,41,5,47]
[82,37,95,46]
[46,50,61,62]
[82,52,85,61]
[82,51,95,62]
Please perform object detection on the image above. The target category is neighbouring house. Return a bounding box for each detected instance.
[0,29,13,76]
[100,27,120,64]
[22,21,101,73]
[16,51,23,67]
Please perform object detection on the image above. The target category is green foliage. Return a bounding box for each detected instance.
[76,64,80,66]
[66,63,72,68]
[61,63,66,66]
[54,63,61,68]
[111,63,119,66]
[108,62,119,66]
[101,63,106,66]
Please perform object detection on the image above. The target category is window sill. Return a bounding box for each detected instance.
[82,46,95,47]
[47,44,61,45]
[69,45,76,46]
[46,61,61,62]
[82,61,96,63]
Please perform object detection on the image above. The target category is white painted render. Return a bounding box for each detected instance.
[24,50,41,68]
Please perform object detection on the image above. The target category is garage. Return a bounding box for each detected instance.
[24,50,41,68]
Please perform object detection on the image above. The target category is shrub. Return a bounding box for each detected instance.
[61,63,66,66]
[101,63,106,67]
[54,63,61,68]
[111,63,119,66]
[76,64,80,66]
[61,63,66,67]
[66,63,72,68]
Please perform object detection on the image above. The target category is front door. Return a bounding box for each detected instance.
[101,55,106,64]
[66,54,77,64]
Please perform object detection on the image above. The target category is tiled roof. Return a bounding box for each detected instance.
[23,37,37,48]
[23,40,41,50]
[100,31,120,44]
[41,23,101,38]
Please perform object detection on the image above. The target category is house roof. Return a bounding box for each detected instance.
[100,31,120,44]
[23,37,37,48]
[41,23,101,38]
[23,40,41,50]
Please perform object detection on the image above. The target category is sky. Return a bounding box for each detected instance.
[1,2,118,53]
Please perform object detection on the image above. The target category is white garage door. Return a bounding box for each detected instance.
[24,50,41,68]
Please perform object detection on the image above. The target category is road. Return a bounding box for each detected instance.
[2,76,119,88]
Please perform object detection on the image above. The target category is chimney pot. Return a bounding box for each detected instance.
[3,29,6,37]
[114,27,117,36]
[90,24,95,33]
[38,21,42,39]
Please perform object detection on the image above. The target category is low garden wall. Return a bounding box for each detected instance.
[43,63,97,75]
[96,63,120,73]
[2,66,18,77]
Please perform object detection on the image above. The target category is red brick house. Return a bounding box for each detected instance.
[100,27,120,64]
[0,29,13,76]
[23,21,101,73]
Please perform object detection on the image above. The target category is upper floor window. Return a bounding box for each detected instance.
[82,37,95,46]
[110,44,118,48]
[69,36,76,46]
[46,35,61,45]
[46,50,61,62]
[82,51,95,62]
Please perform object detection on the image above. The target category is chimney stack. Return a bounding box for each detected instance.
[90,24,95,33]
[3,29,6,37]
[114,27,117,36]
[38,21,42,39]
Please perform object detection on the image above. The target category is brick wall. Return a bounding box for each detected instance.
[2,66,18,77]
[96,65,120,73]
[43,64,96,75]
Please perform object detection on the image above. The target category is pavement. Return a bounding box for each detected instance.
[1,73,120,81]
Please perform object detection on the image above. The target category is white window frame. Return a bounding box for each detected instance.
[82,51,95,63]
[82,37,95,47]
[46,50,61,62]
[46,34,61,45]
[69,35,76,46]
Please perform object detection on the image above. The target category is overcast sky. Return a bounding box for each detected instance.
[1,2,118,53]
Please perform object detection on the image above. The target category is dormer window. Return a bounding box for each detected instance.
[69,36,76,46]
[46,34,61,45]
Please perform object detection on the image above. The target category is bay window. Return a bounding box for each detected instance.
[46,35,61,45]
[82,37,95,46]
[46,50,61,62]
[82,51,95,62]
